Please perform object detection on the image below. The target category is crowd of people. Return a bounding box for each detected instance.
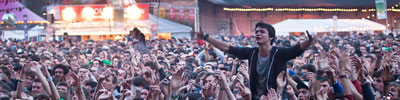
[0,22,399,100]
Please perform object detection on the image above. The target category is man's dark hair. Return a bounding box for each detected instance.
[202,73,214,86]
[86,81,97,89]
[132,76,148,87]
[56,82,68,88]
[0,67,11,79]
[255,22,276,45]
[79,65,90,70]
[144,61,159,70]
[34,93,51,100]
[30,54,41,62]
[296,81,309,90]
[373,70,382,78]
[92,59,103,66]
[109,73,118,84]
[52,64,70,76]
[364,55,375,64]
[33,79,41,83]
[196,71,207,83]
[300,64,316,73]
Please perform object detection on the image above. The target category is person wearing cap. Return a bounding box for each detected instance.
[194,22,316,99]
[297,81,310,100]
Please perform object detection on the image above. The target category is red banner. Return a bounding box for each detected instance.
[57,5,112,22]
[189,9,195,20]
[179,8,184,19]
[124,4,149,20]
[169,8,175,19]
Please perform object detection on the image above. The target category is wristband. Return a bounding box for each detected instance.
[203,34,209,40]
[17,79,25,82]
[47,77,53,82]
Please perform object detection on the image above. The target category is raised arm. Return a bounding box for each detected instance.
[374,51,384,71]
[300,31,316,51]
[194,28,229,52]
[215,70,236,100]
[16,63,28,99]
[41,64,60,100]
[337,50,354,100]
[282,31,316,60]
[68,72,86,100]
[94,70,110,100]
[29,62,53,97]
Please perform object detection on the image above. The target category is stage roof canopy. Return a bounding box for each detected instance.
[208,0,397,7]
[0,1,47,24]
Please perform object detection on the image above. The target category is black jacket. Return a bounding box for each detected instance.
[227,43,304,100]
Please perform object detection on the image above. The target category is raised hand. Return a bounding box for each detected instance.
[148,85,163,99]
[318,51,329,70]
[186,79,196,92]
[29,61,42,74]
[235,74,244,84]
[238,82,251,100]
[316,88,328,100]
[266,88,281,100]
[99,69,111,82]
[67,72,81,87]
[233,58,239,65]
[327,53,339,71]
[214,70,228,89]
[193,27,205,40]
[98,89,113,100]
[40,62,51,78]
[142,67,154,84]
[381,61,392,83]
[336,49,349,71]
[120,79,133,90]
[326,70,336,84]
[276,71,286,89]
[306,30,318,45]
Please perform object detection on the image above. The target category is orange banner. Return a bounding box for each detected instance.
[57,5,113,22]
[124,4,149,20]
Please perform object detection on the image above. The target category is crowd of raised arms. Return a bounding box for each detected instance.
[0,29,399,100]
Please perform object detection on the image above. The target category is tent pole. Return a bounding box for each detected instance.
[386,16,389,34]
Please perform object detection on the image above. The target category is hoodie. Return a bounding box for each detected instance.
[227,43,305,100]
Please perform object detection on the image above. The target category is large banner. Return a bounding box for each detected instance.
[159,7,165,18]
[56,5,113,22]
[189,9,195,20]
[178,8,184,19]
[375,0,387,19]
[169,8,175,19]
[124,4,149,20]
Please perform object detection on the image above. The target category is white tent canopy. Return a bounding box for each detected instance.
[3,25,45,39]
[273,19,386,36]
[149,14,192,34]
